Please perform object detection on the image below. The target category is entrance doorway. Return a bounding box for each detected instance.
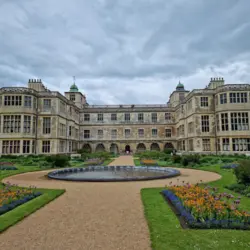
[125,145,131,153]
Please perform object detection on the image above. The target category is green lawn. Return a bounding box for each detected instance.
[0,157,115,233]
[0,165,65,233]
[141,165,250,250]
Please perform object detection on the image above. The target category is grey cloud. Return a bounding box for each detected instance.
[0,0,250,103]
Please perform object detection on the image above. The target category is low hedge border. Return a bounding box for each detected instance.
[0,166,18,170]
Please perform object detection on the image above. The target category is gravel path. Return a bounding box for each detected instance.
[0,156,221,250]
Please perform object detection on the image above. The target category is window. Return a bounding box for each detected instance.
[59,140,66,153]
[222,138,230,151]
[59,123,66,137]
[202,139,211,151]
[231,112,249,131]
[23,140,30,153]
[179,93,185,102]
[97,113,103,121]
[2,140,20,154]
[138,129,144,137]
[151,113,157,122]
[43,99,51,109]
[221,113,229,131]
[72,142,77,152]
[97,130,103,138]
[125,129,131,138]
[84,114,90,121]
[43,117,51,134]
[24,96,32,107]
[138,113,144,121]
[188,122,194,133]
[232,138,250,151]
[42,141,50,153]
[188,139,194,151]
[230,92,248,103]
[124,113,130,121]
[33,97,37,109]
[69,126,72,136]
[69,141,72,152]
[3,115,21,133]
[4,96,22,106]
[220,93,227,104]
[165,113,171,121]
[70,94,75,101]
[200,97,208,107]
[111,113,117,121]
[152,128,158,137]
[33,116,36,134]
[165,129,172,137]
[201,115,209,132]
[216,114,220,132]
[111,129,117,139]
[84,130,90,139]
[24,116,31,133]
[177,140,185,151]
[178,125,184,136]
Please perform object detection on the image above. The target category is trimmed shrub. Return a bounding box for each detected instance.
[164,149,173,155]
[225,183,246,193]
[181,155,200,166]
[172,155,182,163]
[234,160,250,185]
[45,154,70,168]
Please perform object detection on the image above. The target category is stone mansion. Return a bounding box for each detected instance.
[0,77,250,155]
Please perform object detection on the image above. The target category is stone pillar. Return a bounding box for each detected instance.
[21,115,24,133]
[20,140,23,154]
[0,114,2,133]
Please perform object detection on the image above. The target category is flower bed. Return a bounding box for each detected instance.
[0,162,14,166]
[0,166,18,170]
[0,182,42,216]
[140,159,158,166]
[162,184,250,229]
[0,162,17,170]
[84,158,104,166]
[221,163,239,169]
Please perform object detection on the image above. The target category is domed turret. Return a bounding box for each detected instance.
[176,81,185,91]
[69,83,79,92]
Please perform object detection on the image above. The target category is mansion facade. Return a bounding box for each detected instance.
[0,77,250,155]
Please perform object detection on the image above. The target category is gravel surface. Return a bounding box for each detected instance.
[0,156,221,250]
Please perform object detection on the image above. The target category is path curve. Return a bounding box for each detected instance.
[0,156,221,250]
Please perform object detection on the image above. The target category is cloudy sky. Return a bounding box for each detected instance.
[0,0,250,104]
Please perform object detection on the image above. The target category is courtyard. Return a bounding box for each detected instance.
[0,155,250,250]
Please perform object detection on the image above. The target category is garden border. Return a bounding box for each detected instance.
[161,189,250,230]
[0,192,42,216]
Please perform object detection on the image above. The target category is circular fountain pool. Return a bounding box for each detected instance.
[47,166,180,182]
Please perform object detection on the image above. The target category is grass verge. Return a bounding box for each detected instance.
[0,165,65,233]
[141,165,250,250]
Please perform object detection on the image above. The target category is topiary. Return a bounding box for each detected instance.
[234,160,250,185]
[172,155,182,163]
